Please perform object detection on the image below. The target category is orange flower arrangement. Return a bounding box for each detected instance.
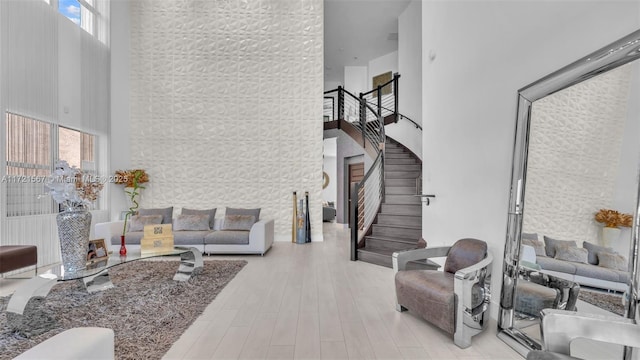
[114,169,149,187]
[595,209,633,228]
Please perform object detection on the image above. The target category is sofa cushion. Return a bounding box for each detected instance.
[129,215,162,232]
[204,230,250,245]
[174,214,210,231]
[522,232,540,241]
[543,236,577,258]
[536,256,578,274]
[522,238,546,257]
[182,208,216,230]
[614,269,630,283]
[582,241,614,265]
[574,262,621,282]
[225,207,260,225]
[598,252,628,272]
[554,247,588,264]
[138,207,173,224]
[222,215,255,231]
[173,231,210,245]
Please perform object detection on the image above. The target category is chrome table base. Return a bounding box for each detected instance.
[6,247,203,333]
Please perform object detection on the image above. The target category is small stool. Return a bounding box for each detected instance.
[0,245,38,275]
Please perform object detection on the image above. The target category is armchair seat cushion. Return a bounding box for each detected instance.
[395,270,456,334]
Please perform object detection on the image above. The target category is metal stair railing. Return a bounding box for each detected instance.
[323,74,423,261]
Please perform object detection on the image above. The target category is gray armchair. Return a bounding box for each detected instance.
[392,238,493,348]
[527,308,640,360]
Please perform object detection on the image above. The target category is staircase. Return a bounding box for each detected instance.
[324,74,426,268]
[357,137,422,268]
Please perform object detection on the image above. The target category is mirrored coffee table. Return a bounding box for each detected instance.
[6,246,202,331]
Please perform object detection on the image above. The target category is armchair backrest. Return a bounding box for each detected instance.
[444,238,487,274]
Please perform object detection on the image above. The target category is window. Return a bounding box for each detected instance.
[55,0,99,37]
[58,0,81,26]
[4,113,98,216]
[5,113,53,216]
[59,126,96,171]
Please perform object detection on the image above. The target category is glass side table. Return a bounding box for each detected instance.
[6,246,202,332]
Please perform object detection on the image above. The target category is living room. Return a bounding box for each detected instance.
[1,0,640,359]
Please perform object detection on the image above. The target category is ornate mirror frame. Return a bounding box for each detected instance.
[497,29,640,356]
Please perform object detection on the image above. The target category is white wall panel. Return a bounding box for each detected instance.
[129,0,324,241]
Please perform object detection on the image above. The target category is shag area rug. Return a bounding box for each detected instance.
[0,259,246,360]
[579,289,625,316]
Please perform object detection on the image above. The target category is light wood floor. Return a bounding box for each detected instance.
[163,223,520,360]
[1,223,521,359]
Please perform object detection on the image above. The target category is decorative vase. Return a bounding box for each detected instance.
[56,208,92,272]
[120,235,127,256]
[601,227,621,247]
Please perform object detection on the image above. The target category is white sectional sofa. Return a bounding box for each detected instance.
[521,233,629,292]
[95,207,274,256]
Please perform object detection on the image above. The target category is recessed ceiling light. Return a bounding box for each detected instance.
[354,56,358,60]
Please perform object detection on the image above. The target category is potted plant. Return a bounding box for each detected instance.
[595,209,633,246]
[114,169,149,255]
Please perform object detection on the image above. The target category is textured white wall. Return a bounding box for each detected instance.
[523,64,632,245]
[128,0,324,241]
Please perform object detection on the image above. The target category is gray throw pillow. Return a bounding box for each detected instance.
[138,207,173,224]
[598,252,628,271]
[543,236,577,258]
[222,215,256,231]
[225,207,260,225]
[129,215,163,232]
[522,238,546,257]
[522,232,539,241]
[554,246,588,264]
[182,208,216,230]
[582,241,614,265]
[174,214,210,231]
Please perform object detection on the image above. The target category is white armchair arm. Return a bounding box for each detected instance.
[95,221,125,244]
[249,219,275,255]
[539,309,640,355]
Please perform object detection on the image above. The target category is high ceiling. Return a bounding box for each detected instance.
[324,0,411,84]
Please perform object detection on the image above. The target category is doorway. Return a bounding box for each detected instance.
[347,162,364,227]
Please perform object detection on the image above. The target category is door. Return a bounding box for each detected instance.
[348,162,364,227]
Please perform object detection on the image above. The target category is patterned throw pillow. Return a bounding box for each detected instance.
[174,214,210,231]
[543,236,577,258]
[221,215,256,231]
[522,238,546,257]
[182,208,216,230]
[554,246,588,263]
[598,252,628,271]
[129,215,163,232]
[138,207,173,224]
[582,241,614,265]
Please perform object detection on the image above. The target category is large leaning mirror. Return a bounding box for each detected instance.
[498,29,640,359]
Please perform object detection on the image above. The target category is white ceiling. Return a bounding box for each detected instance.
[324,0,411,84]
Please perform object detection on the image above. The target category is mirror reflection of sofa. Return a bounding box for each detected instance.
[521,233,628,292]
[323,201,336,222]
